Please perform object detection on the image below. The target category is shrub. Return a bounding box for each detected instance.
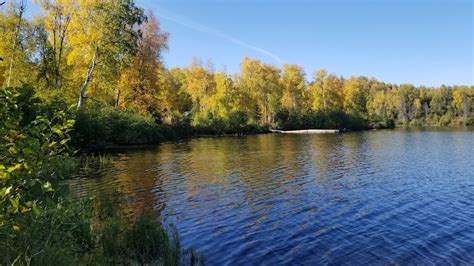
[439,112,454,126]
[191,110,265,135]
[170,111,194,136]
[275,110,370,130]
[73,107,111,150]
[0,86,201,265]
[73,107,179,150]
[0,86,75,233]
[225,111,254,134]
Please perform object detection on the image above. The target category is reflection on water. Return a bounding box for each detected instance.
[70,129,474,264]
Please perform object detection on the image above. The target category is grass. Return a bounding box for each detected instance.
[79,154,114,170]
[0,192,203,265]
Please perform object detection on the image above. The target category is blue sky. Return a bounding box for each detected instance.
[26,0,473,86]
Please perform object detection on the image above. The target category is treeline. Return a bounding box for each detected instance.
[1,0,473,137]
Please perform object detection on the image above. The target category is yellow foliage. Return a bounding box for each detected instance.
[309,69,343,112]
[280,64,306,111]
[184,58,216,112]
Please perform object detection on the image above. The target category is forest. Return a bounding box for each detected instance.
[1,0,473,147]
[0,0,473,264]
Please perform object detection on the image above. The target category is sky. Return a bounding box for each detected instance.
[26,0,473,86]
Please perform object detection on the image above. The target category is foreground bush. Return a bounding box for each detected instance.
[0,86,201,265]
[0,86,74,231]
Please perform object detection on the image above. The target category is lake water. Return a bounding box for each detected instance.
[71,129,474,265]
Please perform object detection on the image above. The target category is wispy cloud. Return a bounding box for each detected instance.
[149,5,284,64]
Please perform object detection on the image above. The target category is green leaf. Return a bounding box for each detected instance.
[52,127,63,135]
[23,148,32,156]
[33,204,41,216]
[0,186,12,197]
[10,198,19,213]
[7,164,22,173]
[42,182,54,192]
[8,146,17,154]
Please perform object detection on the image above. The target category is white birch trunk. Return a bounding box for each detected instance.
[77,47,98,109]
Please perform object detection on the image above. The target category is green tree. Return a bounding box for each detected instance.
[0,0,37,88]
[452,86,472,123]
[308,69,343,113]
[367,81,397,127]
[280,64,306,112]
[61,0,144,108]
[430,86,452,116]
[343,76,369,117]
[238,57,281,124]
[211,71,238,118]
[397,84,415,122]
[34,0,75,90]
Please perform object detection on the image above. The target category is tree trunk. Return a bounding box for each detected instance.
[423,102,429,118]
[6,58,14,88]
[77,47,98,109]
[263,94,271,124]
[6,1,25,88]
[462,92,469,120]
[115,88,120,109]
[54,16,70,89]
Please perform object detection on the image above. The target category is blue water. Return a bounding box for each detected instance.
[71,129,474,264]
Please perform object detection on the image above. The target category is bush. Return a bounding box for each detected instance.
[170,111,194,136]
[192,110,265,135]
[0,86,202,265]
[409,119,424,127]
[73,107,266,151]
[192,110,226,135]
[0,86,75,232]
[73,107,111,150]
[73,106,184,151]
[275,110,370,130]
[225,111,263,134]
[439,112,455,126]
[466,115,474,126]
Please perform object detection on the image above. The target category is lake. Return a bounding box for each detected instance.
[70,129,474,264]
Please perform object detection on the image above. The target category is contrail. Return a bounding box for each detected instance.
[146,5,284,64]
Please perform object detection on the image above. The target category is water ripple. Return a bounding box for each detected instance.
[71,129,474,265]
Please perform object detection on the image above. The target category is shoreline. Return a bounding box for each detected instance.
[98,126,473,152]
[270,129,340,134]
